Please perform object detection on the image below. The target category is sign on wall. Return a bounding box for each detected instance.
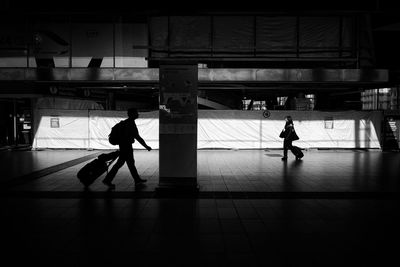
[50,117,60,128]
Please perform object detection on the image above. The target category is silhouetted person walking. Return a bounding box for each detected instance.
[280,115,303,161]
[103,108,152,189]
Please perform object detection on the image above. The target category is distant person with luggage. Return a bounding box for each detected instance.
[279,115,303,161]
[103,108,152,189]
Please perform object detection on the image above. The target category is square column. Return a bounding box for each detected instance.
[157,62,198,194]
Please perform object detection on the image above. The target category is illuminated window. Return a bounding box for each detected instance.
[361,88,394,110]
[305,94,315,110]
[277,97,288,106]
[253,101,267,111]
[242,99,251,110]
[242,99,267,110]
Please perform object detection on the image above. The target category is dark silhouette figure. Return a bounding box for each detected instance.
[103,108,152,189]
[280,115,303,161]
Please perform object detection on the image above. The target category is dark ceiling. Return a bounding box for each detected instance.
[2,0,399,14]
[1,0,400,84]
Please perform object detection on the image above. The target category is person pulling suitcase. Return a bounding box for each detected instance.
[279,115,303,161]
[103,108,152,189]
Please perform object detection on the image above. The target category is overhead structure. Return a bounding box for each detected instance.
[0,68,389,86]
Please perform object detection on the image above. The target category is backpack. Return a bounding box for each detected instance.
[108,121,123,145]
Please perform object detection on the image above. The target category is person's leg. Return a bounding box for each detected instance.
[287,140,293,154]
[282,140,289,160]
[288,141,299,159]
[103,155,125,185]
[125,152,139,180]
[119,145,145,183]
[125,150,146,183]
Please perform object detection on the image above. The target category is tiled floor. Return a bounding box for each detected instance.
[2,149,400,266]
[2,197,399,266]
[0,149,100,184]
[5,149,400,194]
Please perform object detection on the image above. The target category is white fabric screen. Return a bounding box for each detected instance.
[33,109,90,149]
[32,110,382,150]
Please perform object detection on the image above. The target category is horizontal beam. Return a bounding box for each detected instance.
[199,69,389,82]
[149,57,358,62]
[198,97,231,109]
[0,68,389,84]
[0,68,159,82]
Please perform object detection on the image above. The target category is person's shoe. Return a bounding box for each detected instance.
[135,178,147,185]
[281,157,287,161]
[102,180,116,189]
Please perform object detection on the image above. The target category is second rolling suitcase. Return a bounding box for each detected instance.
[291,146,304,159]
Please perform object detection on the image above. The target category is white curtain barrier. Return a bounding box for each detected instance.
[32,110,382,150]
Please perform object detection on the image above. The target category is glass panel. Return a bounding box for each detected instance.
[115,22,148,67]
[0,20,29,67]
[32,22,70,67]
[71,23,113,67]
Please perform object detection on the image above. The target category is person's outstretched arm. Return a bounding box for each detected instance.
[131,122,152,151]
[135,134,152,151]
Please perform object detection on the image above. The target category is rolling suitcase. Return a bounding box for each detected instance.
[291,145,304,159]
[77,150,119,187]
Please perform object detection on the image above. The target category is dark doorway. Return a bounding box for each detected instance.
[383,115,400,151]
[0,98,33,149]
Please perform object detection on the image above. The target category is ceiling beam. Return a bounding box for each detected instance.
[0,68,389,84]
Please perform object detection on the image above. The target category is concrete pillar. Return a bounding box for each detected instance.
[107,92,115,110]
[157,62,198,194]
